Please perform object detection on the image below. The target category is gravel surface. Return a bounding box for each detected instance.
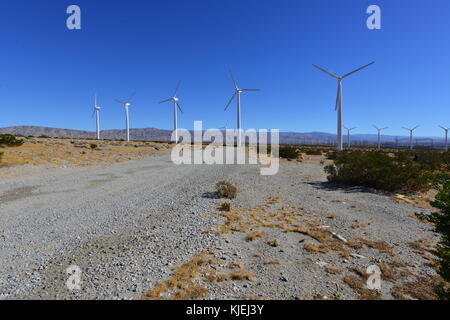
[0,152,439,300]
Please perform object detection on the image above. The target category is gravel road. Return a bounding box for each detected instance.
[0,152,439,300]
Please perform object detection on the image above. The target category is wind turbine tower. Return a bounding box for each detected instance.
[160,81,184,143]
[439,126,450,151]
[312,62,374,152]
[115,93,135,142]
[344,126,357,148]
[403,125,420,150]
[224,71,260,147]
[373,125,388,150]
[92,94,101,140]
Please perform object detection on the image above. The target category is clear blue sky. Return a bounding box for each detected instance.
[1,0,449,137]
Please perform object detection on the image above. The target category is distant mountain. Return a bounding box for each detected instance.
[0,126,445,147]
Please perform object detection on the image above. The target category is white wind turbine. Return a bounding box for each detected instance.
[312,62,374,152]
[115,93,135,142]
[160,81,184,143]
[224,71,260,147]
[91,94,101,140]
[373,125,388,150]
[439,126,450,151]
[344,126,357,148]
[403,125,420,150]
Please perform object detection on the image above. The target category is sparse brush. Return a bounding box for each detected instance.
[0,134,24,147]
[90,143,98,150]
[325,150,435,192]
[219,201,231,211]
[216,180,238,199]
[267,239,278,247]
[246,230,264,242]
[279,145,300,160]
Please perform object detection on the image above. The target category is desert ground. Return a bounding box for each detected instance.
[0,140,441,300]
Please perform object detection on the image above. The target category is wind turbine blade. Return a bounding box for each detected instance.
[224,92,237,111]
[241,89,260,92]
[344,126,349,130]
[115,99,125,104]
[173,81,181,97]
[342,62,375,79]
[382,127,388,130]
[159,98,173,104]
[335,82,341,111]
[91,109,96,118]
[413,125,420,131]
[176,102,184,114]
[312,64,339,79]
[126,92,136,102]
[229,71,238,89]
[373,125,379,130]
[402,127,410,131]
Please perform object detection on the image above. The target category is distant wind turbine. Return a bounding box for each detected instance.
[160,81,183,143]
[373,125,388,150]
[115,93,135,142]
[343,126,357,148]
[312,62,374,152]
[91,94,101,140]
[224,71,260,147]
[403,125,420,150]
[439,126,450,151]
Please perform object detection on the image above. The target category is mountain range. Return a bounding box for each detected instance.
[0,126,444,147]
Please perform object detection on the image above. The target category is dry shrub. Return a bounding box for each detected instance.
[246,230,264,242]
[263,259,281,265]
[325,267,342,275]
[358,238,393,255]
[378,263,398,282]
[143,251,212,300]
[342,275,381,300]
[219,201,231,212]
[267,239,278,247]
[391,276,441,300]
[216,180,237,199]
[303,242,328,254]
[143,252,256,300]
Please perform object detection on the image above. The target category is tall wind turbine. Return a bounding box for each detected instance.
[439,126,450,151]
[224,71,260,147]
[373,125,388,150]
[312,62,374,152]
[344,126,357,148]
[115,93,135,142]
[160,81,183,143]
[91,94,101,140]
[403,125,420,150]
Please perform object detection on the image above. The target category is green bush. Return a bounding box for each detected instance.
[324,150,434,192]
[427,178,450,299]
[90,143,98,150]
[279,146,300,160]
[0,134,24,147]
[304,149,323,155]
[0,152,3,163]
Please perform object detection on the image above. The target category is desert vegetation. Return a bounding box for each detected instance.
[324,150,450,193]
[216,180,238,199]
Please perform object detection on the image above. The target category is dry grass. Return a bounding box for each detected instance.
[219,201,231,212]
[325,267,342,275]
[390,276,441,300]
[263,259,282,265]
[358,238,393,255]
[246,230,264,242]
[378,263,398,282]
[142,252,256,300]
[208,197,358,257]
[342,275,381,300]
[303,242,328,254]
[0,137,170,168]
